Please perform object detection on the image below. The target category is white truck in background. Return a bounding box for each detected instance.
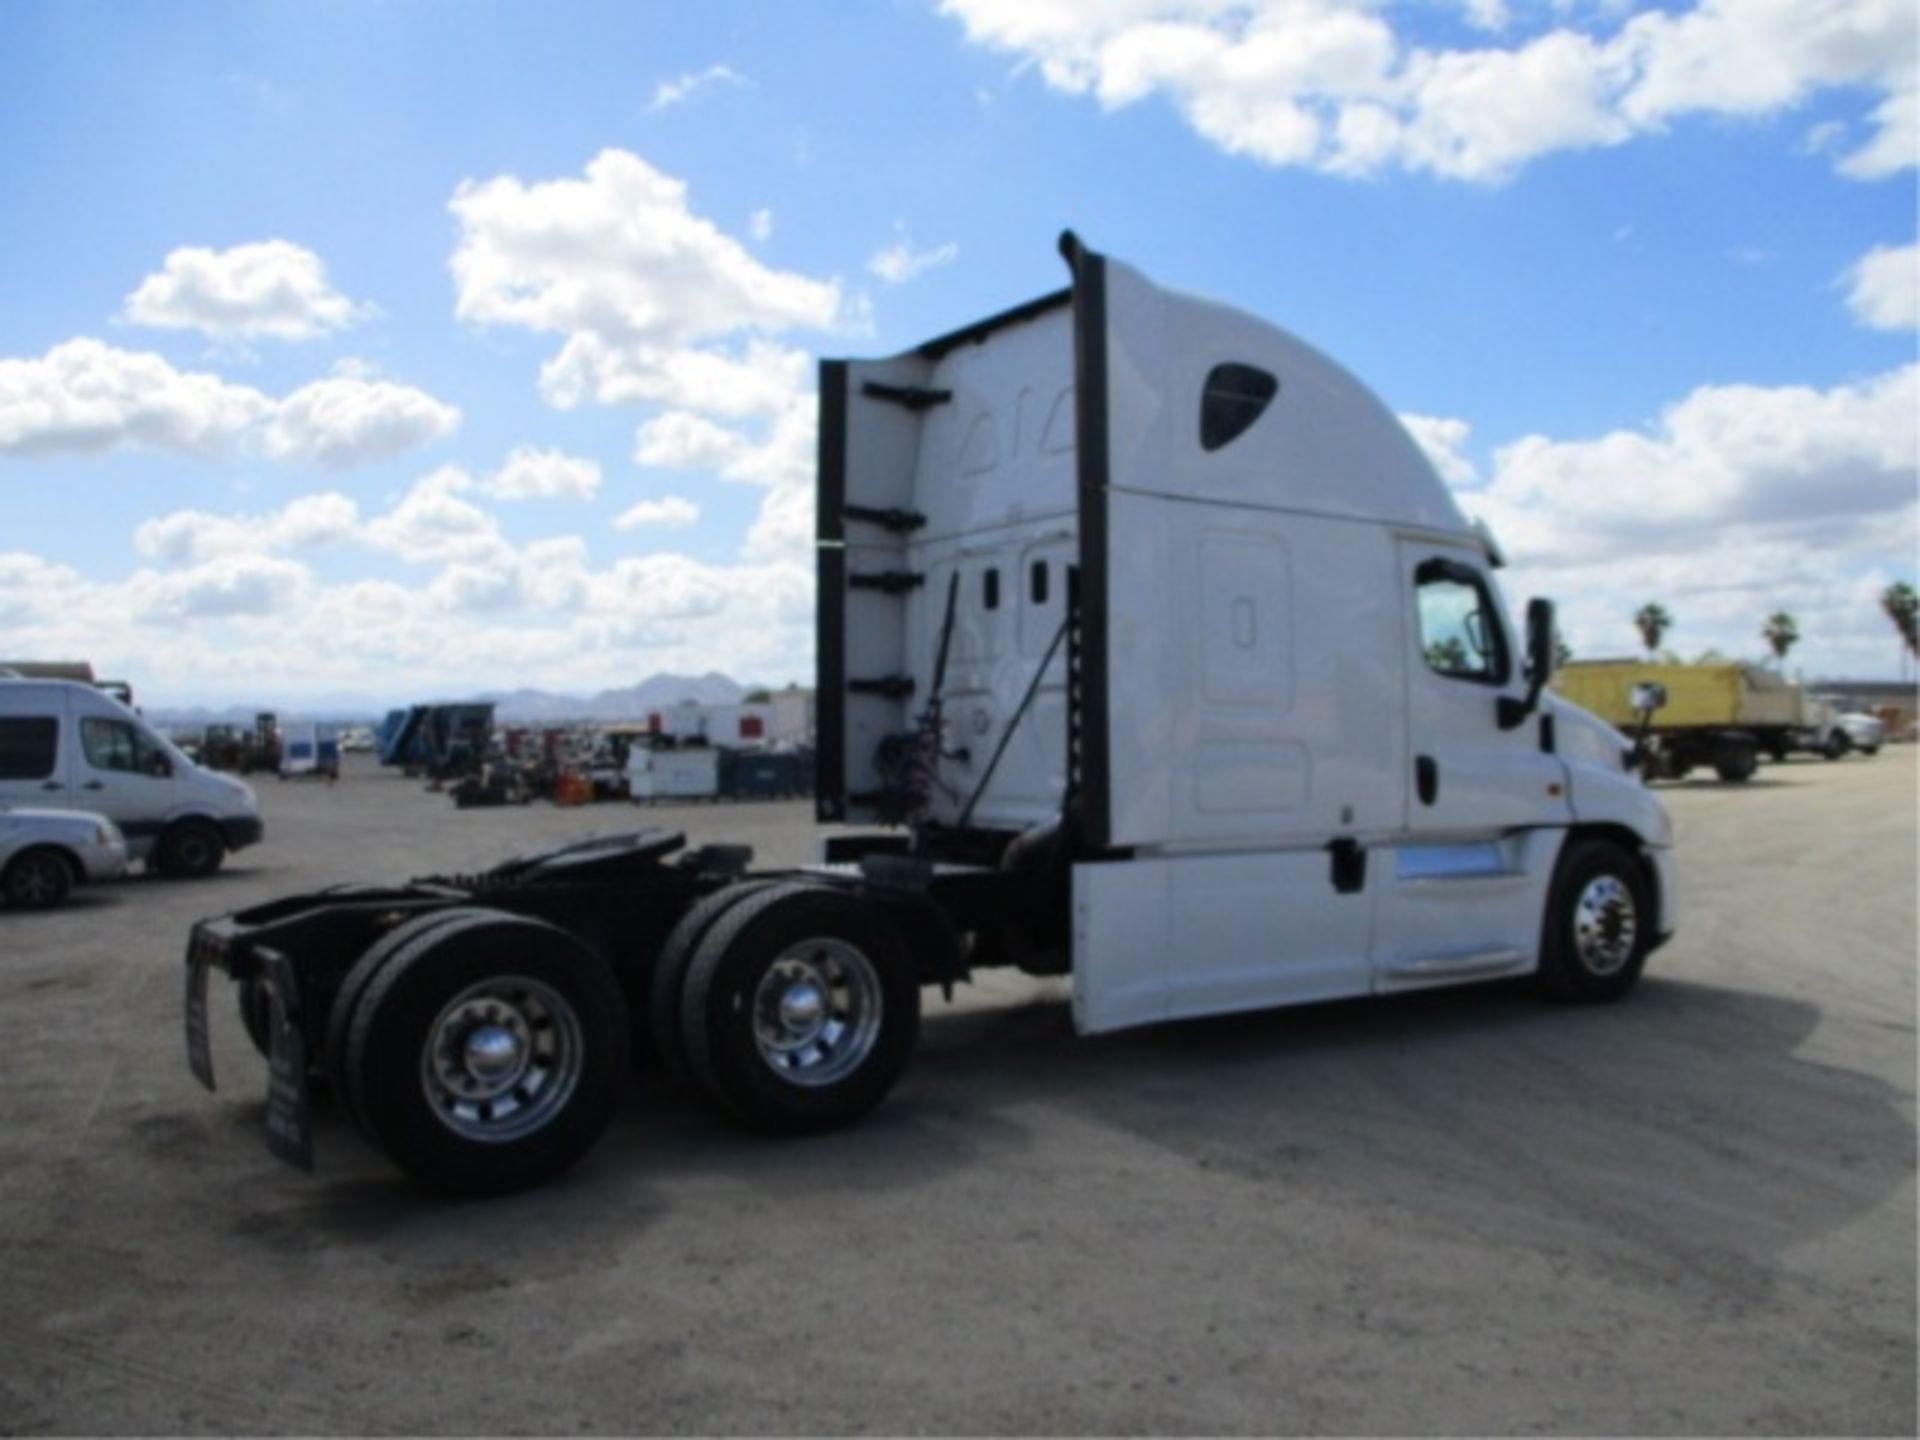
[183,235,1675,1195]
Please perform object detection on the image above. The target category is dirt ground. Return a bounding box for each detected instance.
[1,750,1913,1435]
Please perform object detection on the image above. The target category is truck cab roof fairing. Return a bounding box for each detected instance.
[816,234,1481,840]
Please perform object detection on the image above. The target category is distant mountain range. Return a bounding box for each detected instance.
[486,673,747,724]
[145,672,750,730]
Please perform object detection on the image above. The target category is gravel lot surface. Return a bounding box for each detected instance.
[1,751,1913,1434]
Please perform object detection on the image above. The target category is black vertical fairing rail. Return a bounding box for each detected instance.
[1058,230,1114,851]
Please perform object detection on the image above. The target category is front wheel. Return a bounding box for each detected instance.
[343,913,629,1196]
[4,848,73,909]
[680,886,920,1134]
[154,820,226,879]
[1823,731,1851,760]
[1536,839,1653,1004]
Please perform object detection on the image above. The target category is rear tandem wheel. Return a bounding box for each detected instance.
[341,911,630,1195]
[679,885,921,1134]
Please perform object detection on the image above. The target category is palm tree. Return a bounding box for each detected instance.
[1882,583,1918,677]
[1761,612,1799,665]
[1633,603,1673,659]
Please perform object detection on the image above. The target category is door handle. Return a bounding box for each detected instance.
[41,781,64,791]
[1416,755,1439,806]
[82,781,105,791]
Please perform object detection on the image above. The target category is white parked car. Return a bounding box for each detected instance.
[1834,710,1886,755]
[1,805,129,909]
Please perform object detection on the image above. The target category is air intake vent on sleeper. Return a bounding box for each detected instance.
[1200,363,1279,452]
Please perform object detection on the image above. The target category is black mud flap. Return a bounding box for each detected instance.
[261,949,315,1173]
[185,945,215,1092]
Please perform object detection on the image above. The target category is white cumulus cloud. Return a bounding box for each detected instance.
[1441,363,1919,672]
[121,240,373,342]
[449,148,843,411]
[363,465,511,566]
[477,445,603,501]
[134,492,361,565]
[261,372,461,468]
[649,64,749,112]
[0,338,273,458]
[451,150,839,572]
[0,339,457,466]
[869,229,960,285]
[1842,242,1919,331]
[1401,413,1480,488]
[613,496,701,531]
[936,0,1918,183]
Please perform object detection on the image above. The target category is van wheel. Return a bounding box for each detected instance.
[344,912,628,1196]
[645,879,792,1086]
[4,848,73,909]
[1536,840,1652,1004]
[154,820,225,878]
[325,908,504,1133]
[680,886,919,1134]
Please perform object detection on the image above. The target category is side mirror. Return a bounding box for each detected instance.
[1625,681,1667,776]
[1498,598,1555,730]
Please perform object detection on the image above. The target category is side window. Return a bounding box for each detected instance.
[1415,560,1510,685]
[81,717,167,776]
[0,716,58,780]
[1200,363,1279,452]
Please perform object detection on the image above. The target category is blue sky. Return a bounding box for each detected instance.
[1,0,1913,706]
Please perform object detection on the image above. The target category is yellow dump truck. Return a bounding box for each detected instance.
[1554,661,1831,781]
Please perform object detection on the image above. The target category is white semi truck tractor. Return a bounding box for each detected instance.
[183,235,1677,1195]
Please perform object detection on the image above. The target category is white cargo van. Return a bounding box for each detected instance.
[0,680,263,876]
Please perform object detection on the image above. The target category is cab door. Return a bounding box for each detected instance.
[1397,539,1567,837]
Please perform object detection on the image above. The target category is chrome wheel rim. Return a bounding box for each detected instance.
[420,976,584,1142]
[751,939,882,1088]
[1573,875,1638,976]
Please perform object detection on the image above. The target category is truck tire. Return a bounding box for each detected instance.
[646,878,792,1087]
[680,885,919,1134]
[344,912,629,1196]
[3,847,73,909]
[1823,731,1850,760]
[1536,838,1652,1004]
[154,819,226,879]
[325,908,506,1133]
[1713,741,1758,783]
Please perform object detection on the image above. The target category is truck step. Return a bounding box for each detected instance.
[861,380,952,412]
[1379,948,1531,983]
[849,570,926,595]
[842,503,927,533]
[849,675,916,700]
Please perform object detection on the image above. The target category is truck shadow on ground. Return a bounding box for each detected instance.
[279,972,1912,1289]
[650,974,1910,1261]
